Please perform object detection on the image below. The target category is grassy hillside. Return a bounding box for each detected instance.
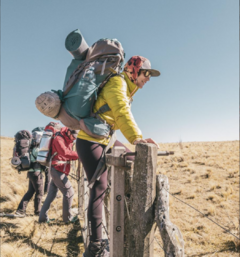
[0,137,239,256]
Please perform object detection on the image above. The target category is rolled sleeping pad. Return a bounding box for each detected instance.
[65,29,89,60]
[11,156,21,169]
[35,91,61,119]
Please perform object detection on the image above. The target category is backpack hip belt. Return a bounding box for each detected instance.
[53,160,70,165]
[52,160,70,172]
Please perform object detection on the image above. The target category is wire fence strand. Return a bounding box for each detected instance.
[163,187,240,240]
[77,156,239,257]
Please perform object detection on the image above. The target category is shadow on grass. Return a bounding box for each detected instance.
[188,240,238,257]
[66,219,83,257]
[3,231,62,257]
[0,196,10,203]
[2,218,83,256]
[0,221,19,229]
[0,207,16,213]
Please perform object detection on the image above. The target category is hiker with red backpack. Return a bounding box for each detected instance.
[76,56,160,257]
[14,128,45,217]
[39,127,79,223]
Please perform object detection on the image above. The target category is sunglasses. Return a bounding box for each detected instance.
[141,70,151,78]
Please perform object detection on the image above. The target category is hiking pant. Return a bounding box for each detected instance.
[44,168,51,194]
[17,171,44,215]
[39,167,74,223]
[76,139,134,242]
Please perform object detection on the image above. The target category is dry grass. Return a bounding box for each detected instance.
[148,140,240,256]
[0,137,83,257]
[1,138,239,256]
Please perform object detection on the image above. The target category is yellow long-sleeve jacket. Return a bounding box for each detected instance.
[77,72,143,145]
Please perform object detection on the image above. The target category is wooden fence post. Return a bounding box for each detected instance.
[109,146,125,257]
[155,174,184,257]
[77,161,83,217]
[81,169,89,250]
[127,143,157,257]
[104,167,111,239]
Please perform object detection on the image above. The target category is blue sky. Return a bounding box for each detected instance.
[1,0,239,143]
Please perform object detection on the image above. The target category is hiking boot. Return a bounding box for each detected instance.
[70,215,79,224]
[15,211,26,218]
[65,215,79,224]
[46,218,55,224]
[83,241,109,257]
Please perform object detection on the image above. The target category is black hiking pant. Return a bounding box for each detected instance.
[17,171,44,215]
[76,139,134,242]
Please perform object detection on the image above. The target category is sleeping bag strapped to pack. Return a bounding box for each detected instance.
[37,122,62,167]
[35,29,125,139]
[11,130,32,172]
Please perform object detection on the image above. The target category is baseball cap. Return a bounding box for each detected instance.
[140,59,160,77]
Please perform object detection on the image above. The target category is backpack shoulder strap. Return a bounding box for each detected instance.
[54,131,64,139]
[98,72,124,90]
[48,132,63,162]
[95,104,111,115]
[31,148,37,159]
[95,73,124,115]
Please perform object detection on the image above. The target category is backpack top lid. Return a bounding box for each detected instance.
[32,131,43,145]
[86,38,125,67]
[44,122,62,134]
[14,130,32,142]
[32,127,45,133]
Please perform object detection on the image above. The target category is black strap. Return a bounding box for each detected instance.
[54,131,64,138]
[95,104,111,115]
[95,73,124,115]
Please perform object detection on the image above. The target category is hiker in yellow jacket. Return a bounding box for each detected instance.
[76,56,160,257]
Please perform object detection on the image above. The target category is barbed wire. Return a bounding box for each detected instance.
[77,157,239,257]
[163,187,240,240]
[154,237,166,254]
[101,222,110,242]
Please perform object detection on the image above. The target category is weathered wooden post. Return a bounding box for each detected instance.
[127,143,157,257]
[101,189,109,242]
[81,169,89,250]
[103,167,111,238]
[155,174,184,257]
[77,161,83,217]
[108,146,126,257]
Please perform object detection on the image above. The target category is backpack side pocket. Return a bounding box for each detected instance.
[79,117,110,139]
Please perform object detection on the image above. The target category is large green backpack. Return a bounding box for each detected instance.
[11,130,32,173]
[36,35,125,139]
